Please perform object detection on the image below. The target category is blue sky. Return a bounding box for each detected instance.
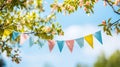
[2,0,120,67]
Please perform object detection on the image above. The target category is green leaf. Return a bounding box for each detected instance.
[98,24,104,26]
[103,26,106,32]
[108,18,112,23]
[117,8,120,12]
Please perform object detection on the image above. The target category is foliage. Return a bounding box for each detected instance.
[98,0,120,36]
[51,0,120,36]
[50,0,96,14]
[94,53,107,67]
[106,50,120,67]
[76,63,88,67]
[0,0,119,64]
[0,0,64,64]
[94,50,120,67]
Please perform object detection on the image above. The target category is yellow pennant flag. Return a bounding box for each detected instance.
[2,29,12,40]
[84,34,94,48]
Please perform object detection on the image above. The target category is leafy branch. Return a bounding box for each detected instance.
[0,1,6,11]
[0,0,64,64]
[99,0,120,35]
[106,0,120,15]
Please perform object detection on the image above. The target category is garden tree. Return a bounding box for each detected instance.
[94,50,120,67]
[0,0,119,64]
[0,0,64,64]
[76,63,88,67]
[94,53,107,67]
[106,50,120,67]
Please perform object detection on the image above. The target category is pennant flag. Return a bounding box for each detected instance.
[57,41,64,52]
[20,34,29,45]
[17,43,22,48]
[29,36,34,47]
[38,39,45,48]
[12,31,20,41]
[48,40,55,52]
[84,34,94,48]
[75,37,84,48]
[94,31,103,44]
[13,43,22,48]
[2,29,12,40]
[66,40,74,52]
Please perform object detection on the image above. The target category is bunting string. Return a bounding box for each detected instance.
[3,30,103,52]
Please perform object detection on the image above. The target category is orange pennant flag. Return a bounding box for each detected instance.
[48,40,55,52]
[84,34,94,48]
[66,40,74,52]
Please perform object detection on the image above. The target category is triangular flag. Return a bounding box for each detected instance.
[38,39,45,48]
[29,36,34,47]
[17,43,22,48]
[48,40,55,52]
[2,29,12,40]
[57,41,64,52]
[12,31,20,41]
[20,34,29,45]
[84,34,94,48]
[66,40,74,52]
[75,37,84,48]
[94,31,103,44]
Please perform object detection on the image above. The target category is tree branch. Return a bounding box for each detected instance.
[106,0,120,15]
[0,1,6,11]
[111,18,120,26]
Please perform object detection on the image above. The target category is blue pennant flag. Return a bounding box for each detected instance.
[94,31,103,44]
[75,37,84,48]
[38,39,45,48]
[57,41,64,52]
[29,36,34,47]
[17,43,22,48]
[12,31,20,41]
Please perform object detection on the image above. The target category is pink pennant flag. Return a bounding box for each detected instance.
[48,40,55,52]
[66,40,74,52]
[20,34,29,45]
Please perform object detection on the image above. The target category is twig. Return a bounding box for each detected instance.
[111,18,120,26]
[106,0,120,15]
[0,1,7,11]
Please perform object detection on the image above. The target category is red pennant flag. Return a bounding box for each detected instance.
[48,40,55,52]
[66,40,74,52]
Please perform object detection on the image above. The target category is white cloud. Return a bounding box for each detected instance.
[56,24,100,40]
